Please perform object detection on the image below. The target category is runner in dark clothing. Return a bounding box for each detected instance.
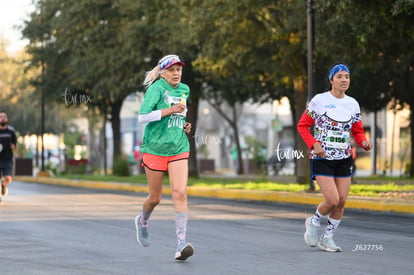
[0,111,17,198]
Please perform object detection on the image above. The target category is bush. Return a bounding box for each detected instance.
[66,159,88,174]
[113,157,130,176]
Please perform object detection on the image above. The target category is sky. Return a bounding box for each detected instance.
[0,0,36,53]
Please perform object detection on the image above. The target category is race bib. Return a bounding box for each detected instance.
[325,130,349,150]
[168,96,187,116]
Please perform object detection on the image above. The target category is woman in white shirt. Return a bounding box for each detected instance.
[297,63,372,252]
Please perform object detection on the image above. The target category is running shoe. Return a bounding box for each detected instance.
[317,237,343,252]
[304,217,320,247]
[135,215,150,247]
[174,242,194,261]
[1,182,7,197]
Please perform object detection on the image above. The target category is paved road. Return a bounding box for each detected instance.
[0,181,413,275]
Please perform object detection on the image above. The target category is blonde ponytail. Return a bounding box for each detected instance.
[143,65,161,89]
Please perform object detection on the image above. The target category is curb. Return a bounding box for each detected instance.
[15,176,414,214]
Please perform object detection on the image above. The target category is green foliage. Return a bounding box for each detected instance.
[0,43,74,135]
[63,128,85,159]
[349,183,414,197]
[314,1,414,111]
[66,163,87,175]
[113,157,131,177]
[45,161,59,175]
[192,182,307,192]
[244,136,266,162]
[198,144,209,158]
[19,0,414,177]
[189,181,414,197]
[190,0,303,104]
[55,173,414,197]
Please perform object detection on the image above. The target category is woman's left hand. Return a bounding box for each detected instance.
[184,122,192,134]
[362,140,372,151]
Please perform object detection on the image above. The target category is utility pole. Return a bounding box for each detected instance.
[307,0,315,191]
[40,1,46,173]
[41,58,45,172]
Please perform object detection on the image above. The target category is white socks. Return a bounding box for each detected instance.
[311,209,323,226]
[323,217,341,239]
[311,208,341,239]
[175,212,188,244]
[140,208,152,226]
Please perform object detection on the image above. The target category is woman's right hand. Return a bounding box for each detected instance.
[162,103,186,117]
[313,142,326,158]
[169,103,185,114]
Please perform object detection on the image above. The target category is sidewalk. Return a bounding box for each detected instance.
[14,176,414,214]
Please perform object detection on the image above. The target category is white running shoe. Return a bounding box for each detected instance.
[317,237,343,252]
[175,242,194,261]
[304,217,319,247]
[135,215,150,247]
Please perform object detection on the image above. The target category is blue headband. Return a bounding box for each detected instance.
[328,64,350,80]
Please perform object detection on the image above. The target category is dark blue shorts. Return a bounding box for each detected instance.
[311,157,353,180]
[0,161,13,177]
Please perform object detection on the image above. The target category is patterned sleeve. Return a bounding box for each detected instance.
[352,98,362,124]
[306,95,319,119]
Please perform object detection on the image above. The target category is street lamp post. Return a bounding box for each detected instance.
[38,1,46,174]
[307,0,314,104]
[307,0,315,191]
[41,59,45,172]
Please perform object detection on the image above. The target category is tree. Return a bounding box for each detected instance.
[0,38,74,135]
[314,0,414,175]
[51,0,142,162]
[22,0,151,167]
[186,0,309,179]
[119,0,205,176]
[21,0,414,179]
